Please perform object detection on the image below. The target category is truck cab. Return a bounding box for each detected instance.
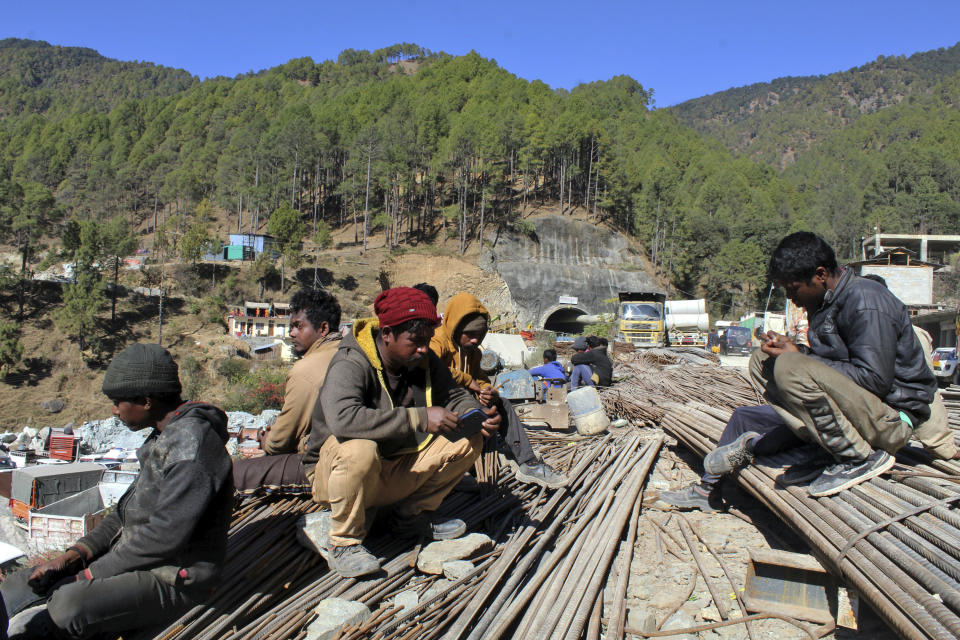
[617,292,666,348]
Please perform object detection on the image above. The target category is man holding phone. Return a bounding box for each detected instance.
[300,287,499,578]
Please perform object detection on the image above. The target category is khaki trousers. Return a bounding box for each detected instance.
[749,350,910,462]
[311,434,482,546]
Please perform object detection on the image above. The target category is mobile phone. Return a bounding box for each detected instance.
[754,327,767,341]
[444,408,487,441]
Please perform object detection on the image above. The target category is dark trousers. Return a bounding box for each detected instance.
[498,398,537,465]
[2,567,198,639]
[700,405,805,488]
[233,453,310,496]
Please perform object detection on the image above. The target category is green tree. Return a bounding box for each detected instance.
[101,216,138,324]
[56,270,105,354]
[179,222,211,264]
[0,321,23,378]
[268,203,305,291]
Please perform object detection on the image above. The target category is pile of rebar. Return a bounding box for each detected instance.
[942,385,960,431]
[598,350,761,426]
[662,402,960,640]
[146,428,664,640]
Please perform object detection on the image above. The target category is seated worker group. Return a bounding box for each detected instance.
[427,291,566,489]
[659,232,949,511]
[569,336,612,390]
[2,344,233,640]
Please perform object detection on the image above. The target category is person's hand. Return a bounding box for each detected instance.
[425,407,460,434]
[480,405,500,438]
[478,385,499,406]
[28,548,83,593]
[760,331,799,357]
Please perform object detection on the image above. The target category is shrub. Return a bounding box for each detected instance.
[217,358,250,383]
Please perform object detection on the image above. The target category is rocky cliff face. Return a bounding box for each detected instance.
[481,216,662,331]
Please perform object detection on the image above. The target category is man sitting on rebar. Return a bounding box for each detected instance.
[298,287,500,578]
[660,232,941,506]
[2,344,233,639]
[232,288,342,496]
[429,291,567,488]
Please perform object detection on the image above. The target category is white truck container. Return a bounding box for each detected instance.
[665,299,710,347]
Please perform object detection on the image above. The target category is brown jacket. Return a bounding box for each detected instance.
[429,293,491,390]
[262,334,341,455]
[302,318,479,466]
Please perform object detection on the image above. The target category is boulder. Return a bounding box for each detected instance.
[416,533,493,574]
[41,399,66,413]
[304,598,370,640]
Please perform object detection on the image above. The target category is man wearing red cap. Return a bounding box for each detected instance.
[298,287,499,578]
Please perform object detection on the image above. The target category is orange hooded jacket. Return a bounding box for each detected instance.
[429,292,491,391]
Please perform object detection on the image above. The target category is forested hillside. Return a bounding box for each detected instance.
[0,38,958,334]
[670,42,960,168]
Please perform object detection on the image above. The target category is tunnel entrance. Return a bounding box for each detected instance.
[542,306,589,335]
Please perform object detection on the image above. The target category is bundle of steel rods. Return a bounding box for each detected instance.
[662,402,960,640]
[147,428,659,640]
[599,350,761,426]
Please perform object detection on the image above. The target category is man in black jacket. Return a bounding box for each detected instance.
[569,336,612,389]
[705,233,936,497]
[2,344,233,639]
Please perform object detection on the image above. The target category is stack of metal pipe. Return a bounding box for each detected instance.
[662,402,960,640]
[148,429,661,640]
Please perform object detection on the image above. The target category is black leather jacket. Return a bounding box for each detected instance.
[803,269,936,422]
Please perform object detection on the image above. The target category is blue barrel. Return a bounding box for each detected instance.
[566,387,609,435]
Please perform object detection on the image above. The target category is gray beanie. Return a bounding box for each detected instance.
[102,343,181,399]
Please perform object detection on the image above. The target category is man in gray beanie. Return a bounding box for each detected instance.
[2,343,233,640]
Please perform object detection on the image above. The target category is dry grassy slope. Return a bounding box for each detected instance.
[0,201,652,430]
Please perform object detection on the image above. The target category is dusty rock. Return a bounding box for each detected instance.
[77,417,149,453]
[297,511,331,554]
[625,607,657,633]
[700,603,721,622]
[442,560,474,580]
[41,399,66,413]
[1,433,16,444]
[392,590,419,610]
[304,598,370,640]
[660,609,697,640]
[416,533,493,574]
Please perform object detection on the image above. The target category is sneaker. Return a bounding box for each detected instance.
[703,432,761,476]
[650,484,723,512]
[323,544,380,578]
[514,460,568,488]
[776,461,829,486]
[392,511,467,540]
[807,450,895,497]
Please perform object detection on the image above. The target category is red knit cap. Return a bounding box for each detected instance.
[374,287,441,328]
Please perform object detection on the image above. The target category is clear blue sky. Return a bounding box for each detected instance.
[7,0,960,107]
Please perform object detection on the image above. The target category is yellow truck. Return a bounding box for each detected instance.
[617,292,666,348]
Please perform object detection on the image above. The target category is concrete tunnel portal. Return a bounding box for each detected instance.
[541,304,590,335]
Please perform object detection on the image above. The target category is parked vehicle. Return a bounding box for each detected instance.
[933,347,959,386]
[720,326,753,356]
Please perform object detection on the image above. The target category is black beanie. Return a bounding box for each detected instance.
[102,343,181,399]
